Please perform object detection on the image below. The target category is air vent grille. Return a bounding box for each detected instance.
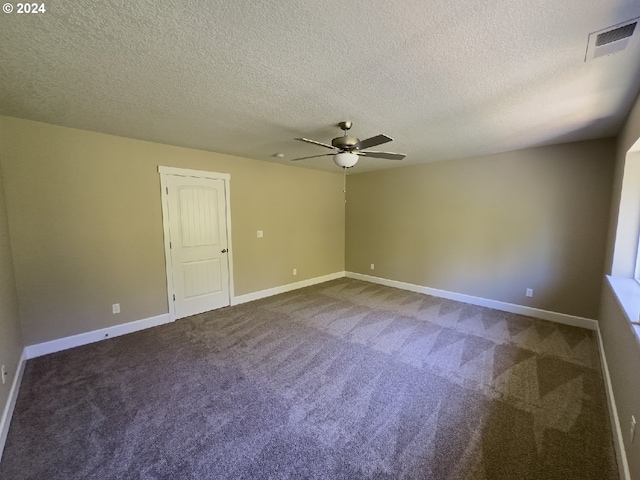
[585,17,640,62]
[596,22,636,47]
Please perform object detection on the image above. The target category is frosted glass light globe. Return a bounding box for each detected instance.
[333,152,358,168]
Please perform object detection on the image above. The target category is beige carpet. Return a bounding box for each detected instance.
[0,278,618,479]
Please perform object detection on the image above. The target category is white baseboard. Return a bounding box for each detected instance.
[231,271,346,306]
[596,326,630,480]
[0,349,26,463]
[346,272,598,330]
[25,313,172,360]
[24,272,348,359]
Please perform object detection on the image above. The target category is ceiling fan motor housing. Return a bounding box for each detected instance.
[332,136,360,150]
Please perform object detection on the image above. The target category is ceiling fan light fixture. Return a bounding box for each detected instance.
[333,152,358,168]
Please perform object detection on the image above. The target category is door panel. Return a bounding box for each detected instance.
[183,259,221,298]
[165,175,230,318]
[178,187,219,246]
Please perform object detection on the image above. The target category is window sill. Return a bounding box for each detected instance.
[606,275,640,340]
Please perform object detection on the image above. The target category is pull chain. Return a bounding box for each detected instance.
[343,167,347,203]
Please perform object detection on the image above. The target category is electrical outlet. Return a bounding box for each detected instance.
[293,268,297,276]
[257,230,263,238]
[631,416,636,443]
[112,303,120,314]
[526,288,533,297]
[1,365,6,385]
[370,264,375,270]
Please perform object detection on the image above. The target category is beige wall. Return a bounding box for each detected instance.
[613,151,640,277]
[599,89,640,480]
[0,116,345,345]
[599,282,640,479]
[607,88,640,277]
[346,139,615,319]
[0,156,24,434]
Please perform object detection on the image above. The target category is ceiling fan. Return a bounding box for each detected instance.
[292,121,406,168]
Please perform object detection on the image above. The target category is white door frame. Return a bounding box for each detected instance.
[158,166,234,321]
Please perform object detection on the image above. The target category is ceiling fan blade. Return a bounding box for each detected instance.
[295,137,337,150]
[355,134,393,150]
[290,153,333,161]
[361,150,406,160]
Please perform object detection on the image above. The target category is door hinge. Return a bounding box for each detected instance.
[166,186,168,194]
[169,241,172,249]
[173,294,175,301]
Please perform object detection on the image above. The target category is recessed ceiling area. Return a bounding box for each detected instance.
[1,0,640,173]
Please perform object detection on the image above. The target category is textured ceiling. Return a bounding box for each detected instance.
[1,1,640,173]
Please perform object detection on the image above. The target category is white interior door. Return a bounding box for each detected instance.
[161,171,231,319]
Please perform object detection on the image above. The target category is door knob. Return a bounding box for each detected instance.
[221,249,228,253]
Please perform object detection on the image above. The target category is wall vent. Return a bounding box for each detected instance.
[585,18,639,61]
[596,22,636,47]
